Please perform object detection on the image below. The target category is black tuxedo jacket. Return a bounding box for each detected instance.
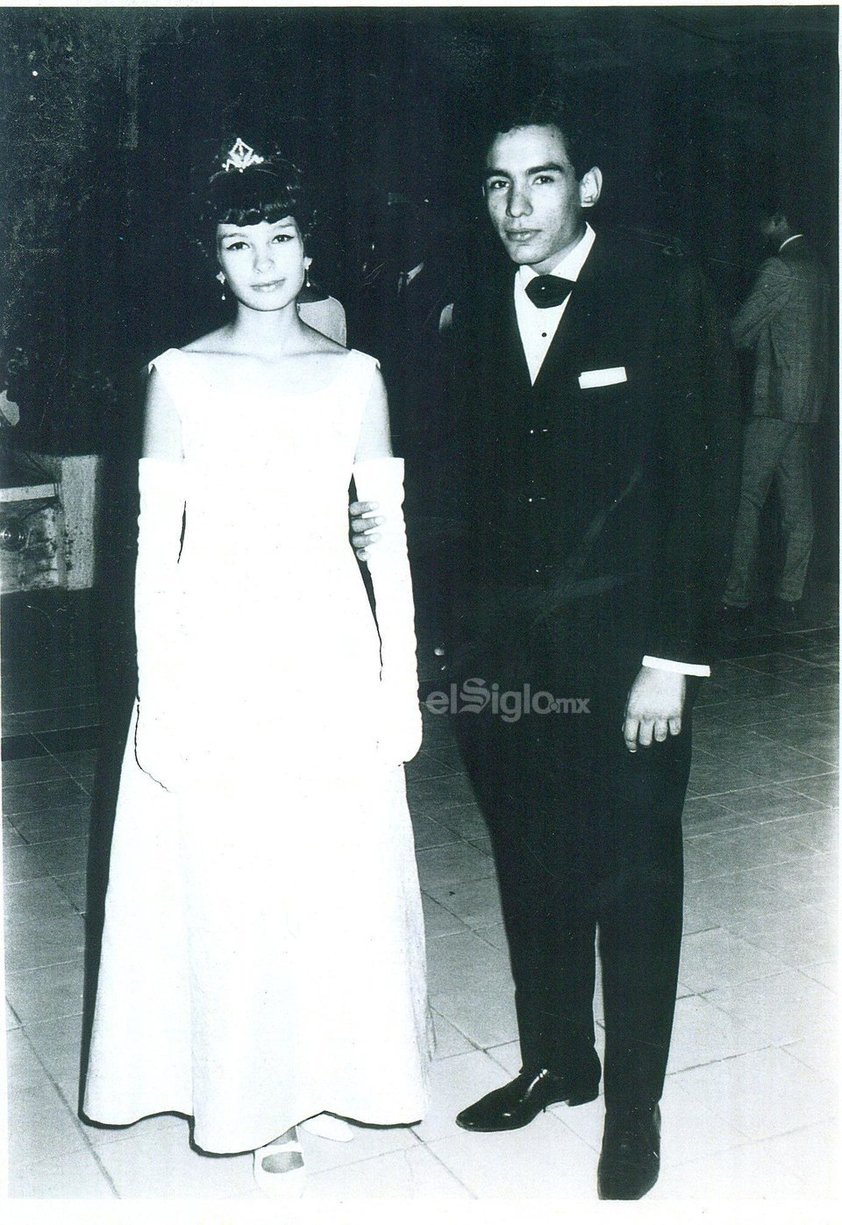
[446,230,717,688]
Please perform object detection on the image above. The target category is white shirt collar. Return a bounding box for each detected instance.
[778,234,804,252]
[516,223,596,291]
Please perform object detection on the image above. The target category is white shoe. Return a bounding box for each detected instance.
[253,1129,305,1198]
[299,1112,355,1142]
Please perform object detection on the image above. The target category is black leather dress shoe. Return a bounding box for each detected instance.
[456,1066,600,1132]
[597,1103,661,1200]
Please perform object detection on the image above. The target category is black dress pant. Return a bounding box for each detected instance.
[450,609,692,1109]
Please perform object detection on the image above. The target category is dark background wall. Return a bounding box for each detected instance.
[0,5,837,564]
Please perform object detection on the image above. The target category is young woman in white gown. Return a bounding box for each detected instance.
[83,139,430,1195]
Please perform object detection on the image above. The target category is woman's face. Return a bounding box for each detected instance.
[216,215,305,312]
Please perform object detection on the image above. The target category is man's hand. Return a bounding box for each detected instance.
[623,666,686,753]
[350,500,383,561]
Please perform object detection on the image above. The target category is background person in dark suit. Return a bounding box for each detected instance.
[721,204,831,626]
[439,94,715,1200]
[348,191,462,666]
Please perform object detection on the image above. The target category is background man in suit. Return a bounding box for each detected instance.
[441,95,714,1199]
[347,192,459,666]
[721,204,831,625]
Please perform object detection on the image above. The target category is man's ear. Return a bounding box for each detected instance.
[579,167,603,209]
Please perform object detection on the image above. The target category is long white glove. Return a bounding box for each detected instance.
[133,457,187,790]
[352,457,422,765]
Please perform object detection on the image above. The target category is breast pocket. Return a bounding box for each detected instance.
[572,368,644,474]
[577,366,628,390]
[577,365,635,419]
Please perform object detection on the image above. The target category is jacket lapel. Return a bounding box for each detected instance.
[484,266,532,398]
[531,234,614,396]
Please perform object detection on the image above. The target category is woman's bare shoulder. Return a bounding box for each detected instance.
[180,327,231,355]
[298,324,347,356]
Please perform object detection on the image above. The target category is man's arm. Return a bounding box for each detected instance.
[620,255,718,750]
[646,256,715,668]
[730,257,791,349]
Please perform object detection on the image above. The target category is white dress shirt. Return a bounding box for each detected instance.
[512,224,710,679]
[515,224,596,384]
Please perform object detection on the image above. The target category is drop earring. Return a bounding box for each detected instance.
[303,258,312,289]
[216,270,226,301]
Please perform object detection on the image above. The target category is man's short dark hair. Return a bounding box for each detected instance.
[483,91,602,180]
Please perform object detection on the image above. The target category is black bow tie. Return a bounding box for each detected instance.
[525,275,576,308]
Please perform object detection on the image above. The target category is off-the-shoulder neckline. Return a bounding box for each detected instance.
[152,346,372,398]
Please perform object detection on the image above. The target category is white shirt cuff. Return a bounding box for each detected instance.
[642,655,711,678]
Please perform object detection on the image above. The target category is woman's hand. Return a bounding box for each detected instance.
[350,500,384,561]
[377,680,423,765]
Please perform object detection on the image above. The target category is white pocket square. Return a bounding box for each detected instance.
[578,366,627,389]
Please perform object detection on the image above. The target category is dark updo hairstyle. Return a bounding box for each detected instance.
[196,142,314,257]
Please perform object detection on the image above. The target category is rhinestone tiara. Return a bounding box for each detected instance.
[222,138,265,173]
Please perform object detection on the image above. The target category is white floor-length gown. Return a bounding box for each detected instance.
[83,347,430,1155]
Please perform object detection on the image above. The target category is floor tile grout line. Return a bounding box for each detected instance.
[698,748,840,773]
[723,651,838,663]
[82,1144,122,1198]
[685,858,828,887]
[750,808,838,828]
[694,969,838,1009]
[12,1023,120,1196]
[663,1088,835,1156]
[717,909,837,938]
[5,818,91,847]
[687,779,835,802]
[33,730,103,761]
[38,740,95,786]
[412,1139,479,1198]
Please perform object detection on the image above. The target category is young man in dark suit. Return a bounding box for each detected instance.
[441,97,714,1200]
[353,94,715,1199]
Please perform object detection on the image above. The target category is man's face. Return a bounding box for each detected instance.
[758,210,786,249]
[483,124,601,273]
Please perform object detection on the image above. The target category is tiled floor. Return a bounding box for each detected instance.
[2,588,839,1203]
